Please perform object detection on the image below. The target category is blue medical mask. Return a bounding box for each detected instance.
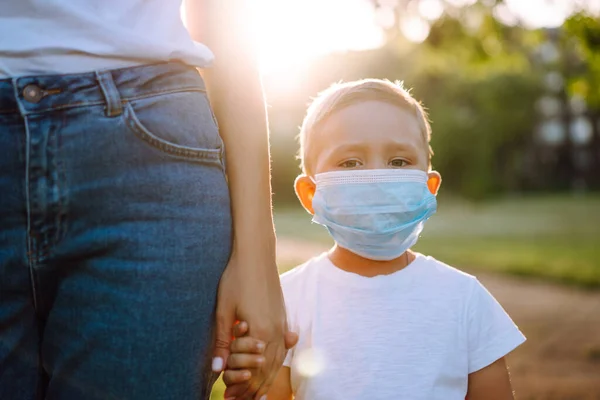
[311,169,437,261]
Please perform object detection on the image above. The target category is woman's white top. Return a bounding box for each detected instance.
[0,0,213,77]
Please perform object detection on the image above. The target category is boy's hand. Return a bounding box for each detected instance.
[224,321,298,400]
[223,322,267,388]
[212,253,294,400]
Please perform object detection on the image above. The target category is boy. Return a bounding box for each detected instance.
[222,79,525,400]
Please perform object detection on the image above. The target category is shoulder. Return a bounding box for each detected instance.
[280,255,326,334]
[280,255,321,286]
[280,254,326,302]
[412,253,489,314]
[415,253,479,290]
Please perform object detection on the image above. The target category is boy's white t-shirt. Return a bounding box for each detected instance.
[281,253,525,400]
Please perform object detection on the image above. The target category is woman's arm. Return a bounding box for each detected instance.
[186,2,273,249]
[185,1,292,398]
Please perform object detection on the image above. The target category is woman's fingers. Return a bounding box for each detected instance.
[212,299,236,372]
[231,336,265,354]
[227,353,265,369]
[234,321,249,338]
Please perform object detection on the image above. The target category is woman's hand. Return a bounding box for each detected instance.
[212,254,297,400]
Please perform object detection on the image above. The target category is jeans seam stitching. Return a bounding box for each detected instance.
[53,114,69,248]
[19,100,106,115]
[123,102,222,161]
[9,87,206,116]
[20,113,40,313]
[123,87,207,102]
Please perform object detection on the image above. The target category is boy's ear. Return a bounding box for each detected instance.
[294,174,316,215]
[427,171,442,195]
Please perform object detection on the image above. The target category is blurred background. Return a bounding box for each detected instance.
[211,0,600,398]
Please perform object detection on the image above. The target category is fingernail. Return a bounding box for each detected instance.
[211,357,223,372]
[260,395,267,400]
[257,342,265,351]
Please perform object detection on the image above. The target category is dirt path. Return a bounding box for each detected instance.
[276,238,600,400]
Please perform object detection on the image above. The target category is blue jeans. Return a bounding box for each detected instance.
[0,63,232,399]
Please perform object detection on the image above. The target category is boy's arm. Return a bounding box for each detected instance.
[465,278,525,399]
[467,357,514,400]
[268,367,294,400]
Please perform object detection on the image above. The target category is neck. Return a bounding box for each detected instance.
[327,244,414,277]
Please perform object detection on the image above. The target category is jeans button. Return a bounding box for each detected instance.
[23,84,44,103]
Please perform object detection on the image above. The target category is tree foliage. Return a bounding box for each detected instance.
[266,1,599,203]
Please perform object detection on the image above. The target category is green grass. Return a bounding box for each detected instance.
[210,377,225,400]
[274,194,600,287]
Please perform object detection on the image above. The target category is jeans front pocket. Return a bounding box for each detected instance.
[123,90,223,164]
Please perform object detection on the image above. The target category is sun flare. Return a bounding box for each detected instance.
[182,0,598,85]
[251,0,385,76]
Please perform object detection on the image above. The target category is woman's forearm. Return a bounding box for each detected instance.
[206,70,276,258]
[187,0,277,259]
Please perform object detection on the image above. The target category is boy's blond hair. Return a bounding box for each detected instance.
[299,79,433,175]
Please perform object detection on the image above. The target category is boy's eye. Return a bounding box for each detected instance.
[339,159,362,168]
[389,158,409,167]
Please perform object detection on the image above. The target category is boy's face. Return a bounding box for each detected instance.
[311,100,430,174]
[296,100,441,214]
